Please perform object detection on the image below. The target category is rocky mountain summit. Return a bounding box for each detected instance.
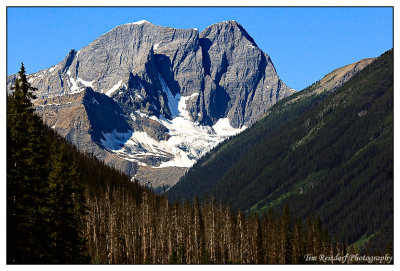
[7,20,295,188]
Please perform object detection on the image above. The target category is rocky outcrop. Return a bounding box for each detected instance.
[285,58,376,106]
[313,58,376,93]
[7,20,295,188]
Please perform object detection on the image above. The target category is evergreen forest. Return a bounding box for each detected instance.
[8,63,340,264]
[168,50,394,254]
[7,49,393,264]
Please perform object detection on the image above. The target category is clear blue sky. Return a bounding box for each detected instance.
[7,7,393,91]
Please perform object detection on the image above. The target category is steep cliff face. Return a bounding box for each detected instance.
[7,20,295,188]
[199,21,291,127]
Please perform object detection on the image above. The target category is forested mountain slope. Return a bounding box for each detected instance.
[8,64,354,264]
[168,50,393,252]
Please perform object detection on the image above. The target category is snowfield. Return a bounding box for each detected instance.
[100,75,246,168]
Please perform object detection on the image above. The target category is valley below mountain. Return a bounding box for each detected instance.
[6,8,393,264]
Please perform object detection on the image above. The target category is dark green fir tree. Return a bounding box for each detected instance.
[7,63,89,263]
[7,63,49,263]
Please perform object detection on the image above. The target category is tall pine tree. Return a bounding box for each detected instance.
[7,63,88,263]
[7,63,49,263]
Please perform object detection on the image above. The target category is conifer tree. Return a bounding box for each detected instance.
[7,63,88,263]
[46,142,89,263]
[7,63,48,263]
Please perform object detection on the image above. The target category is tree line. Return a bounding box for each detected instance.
[7,63,392,264]
[86,185,346,264]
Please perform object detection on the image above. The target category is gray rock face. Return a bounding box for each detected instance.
[33,88,139,176]
[199,21,293,127]
[7,20,295,188]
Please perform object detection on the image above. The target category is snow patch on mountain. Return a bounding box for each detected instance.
[178,93,199,118]
[132,20,150,25]
[99,89,246,168]
[48,65,58,73]
[79,78,94,88]
[213,118,246,136]
[106,80,123,96]
[159,73,180,117]
[100,130,133,150]
[67,70,94,93]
